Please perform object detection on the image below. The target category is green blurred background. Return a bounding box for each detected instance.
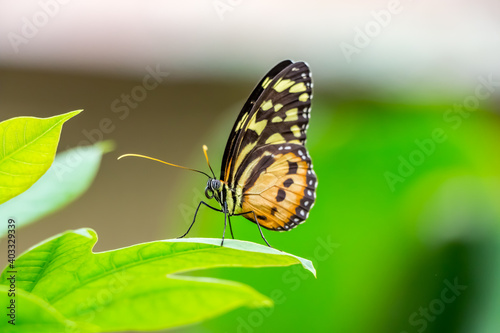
[1,1,500,332]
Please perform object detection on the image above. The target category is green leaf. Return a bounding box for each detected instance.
[0,142,113,236]
[0,229,315,333]
[0,110,82,205]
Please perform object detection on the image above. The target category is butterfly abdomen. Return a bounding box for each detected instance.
[220,181,239,215]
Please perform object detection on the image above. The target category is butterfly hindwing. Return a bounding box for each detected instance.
[239,143,317,230]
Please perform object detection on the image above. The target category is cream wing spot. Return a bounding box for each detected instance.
[289,82,307,93]
[284,108,298,122]
[271,116,282,123]
[291,125,301,138]
[233,141,257,175]
[273,78,295,92]
[265,133,286,144]
[261,100,273,111]
[262,76,272,88]
[249,119,268,135]
[299,93,309,102]
[235,112,248,130]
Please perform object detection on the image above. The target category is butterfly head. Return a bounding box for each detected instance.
[205,178,222,200]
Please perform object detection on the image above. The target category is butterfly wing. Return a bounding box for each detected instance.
[220,60,293,179]
[221,60,317,230]
[239,143,317,230]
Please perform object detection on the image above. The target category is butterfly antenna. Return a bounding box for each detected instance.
[202,145,216,179]
[118,153,211,178]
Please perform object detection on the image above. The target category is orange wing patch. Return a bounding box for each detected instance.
[237,143,317,231]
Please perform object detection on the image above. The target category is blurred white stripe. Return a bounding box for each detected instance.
[1,0,499,90]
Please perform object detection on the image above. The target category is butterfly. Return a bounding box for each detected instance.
[119,60,317,247]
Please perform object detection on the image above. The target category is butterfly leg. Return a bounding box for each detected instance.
[250,211,272,248]
[221,202,228,246]
[233,211,272,247]
[178,201,222,239]
[228,215,235,239]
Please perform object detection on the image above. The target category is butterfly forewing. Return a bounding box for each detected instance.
[220,60,293,180]
[220,60,316,231]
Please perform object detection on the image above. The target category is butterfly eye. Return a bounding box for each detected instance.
[205,187,214,199]
[211,179,221,190]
